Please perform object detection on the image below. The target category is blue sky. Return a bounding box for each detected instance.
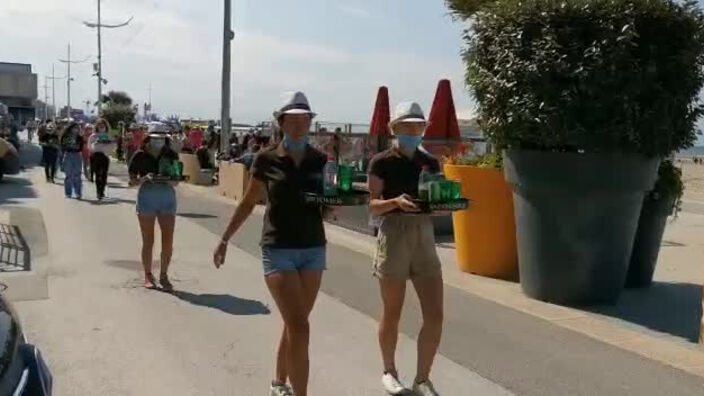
[1,0,474,124]
[3,0,704,144]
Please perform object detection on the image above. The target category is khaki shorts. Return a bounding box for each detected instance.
[373,215,442,279]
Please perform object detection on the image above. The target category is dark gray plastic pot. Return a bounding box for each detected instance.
[504,150,659,305]
[625,194,676,288]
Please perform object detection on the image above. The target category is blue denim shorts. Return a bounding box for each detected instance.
[137,183,177,216]
[262,247,327,276]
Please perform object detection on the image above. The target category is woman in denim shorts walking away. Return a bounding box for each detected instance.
[129,134,179,291]
[214,91,330,396]
[368,102,444,396]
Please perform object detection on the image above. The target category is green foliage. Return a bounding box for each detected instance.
[456,0,704,156]
[651,160,684,199]
[102,91,133,106]
[101,90,136,128]
[446,151,503,168]
[446,0,498,18]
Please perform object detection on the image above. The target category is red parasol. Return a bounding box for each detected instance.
[424,79,461,140]
[369,86,390,137]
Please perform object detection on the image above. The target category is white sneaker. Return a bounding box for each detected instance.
[413,380,439,396]
[269,382,294,396]
[382,372,408,395]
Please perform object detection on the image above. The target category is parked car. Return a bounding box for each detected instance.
[0,137,20,181]
[0,292,52,395]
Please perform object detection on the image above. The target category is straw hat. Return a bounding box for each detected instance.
[273,91,317,119]
[389,102,427,126]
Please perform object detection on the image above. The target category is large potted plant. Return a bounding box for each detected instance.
[626,160,683,288]
[449,0,704,304]
[445,151,518,280]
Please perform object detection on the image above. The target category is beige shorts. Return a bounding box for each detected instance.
[373,215,442,280]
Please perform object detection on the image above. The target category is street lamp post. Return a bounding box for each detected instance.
[83,0,132,117]
[46,64,67,120]
[221,0,235,152]
[59,43,90,119]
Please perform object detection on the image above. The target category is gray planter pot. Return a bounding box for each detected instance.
[625,193,677,288]
[504,150,659,304]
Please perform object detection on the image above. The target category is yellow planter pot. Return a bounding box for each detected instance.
[444,164,518,280]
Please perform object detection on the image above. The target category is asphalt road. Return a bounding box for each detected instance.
[167,173,704,396]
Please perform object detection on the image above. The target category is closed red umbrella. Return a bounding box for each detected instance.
[425,79,461,140]
[369,86,391,153]
[369,86,390,137]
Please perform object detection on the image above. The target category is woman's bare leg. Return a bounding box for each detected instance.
[412,276,444,383]
[274,270,322,384]
[137,215,156,288]
[266,271,318,396]
[378,278,407,378]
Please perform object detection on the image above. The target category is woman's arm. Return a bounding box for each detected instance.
[368,174,419,216]
[213,177,266,267]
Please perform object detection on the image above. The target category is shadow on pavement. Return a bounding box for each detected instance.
[587,281,702,342]
[87,198,136,206]
[0,177,36,205]
[173,291,271,316]
[18,143,42,170]
[177,213,218,219]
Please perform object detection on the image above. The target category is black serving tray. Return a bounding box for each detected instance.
[392,198,470,214]
[303,189,370,206]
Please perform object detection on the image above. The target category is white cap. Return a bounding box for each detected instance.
[273,91,317,119]
[390,102,426,126]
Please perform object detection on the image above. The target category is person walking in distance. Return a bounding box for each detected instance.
[368,102,444,396]
[39,123,59,183]
[60,122,85,199]
[214,92,332,396]
[82,124,95,182]
[89,119,116,200]
[129,134,180,291]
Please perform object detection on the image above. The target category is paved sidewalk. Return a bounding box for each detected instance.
[13,162,509,395]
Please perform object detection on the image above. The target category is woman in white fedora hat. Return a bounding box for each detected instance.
[368,101,444,396]
[214,91,331,396]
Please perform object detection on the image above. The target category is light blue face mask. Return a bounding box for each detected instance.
[397,134,423,150]
[283,134,308,151]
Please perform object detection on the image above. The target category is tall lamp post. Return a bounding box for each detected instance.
[221,0,235,152]
[83,0,132,117]
[58,43,90,119]
[46,64,67,120]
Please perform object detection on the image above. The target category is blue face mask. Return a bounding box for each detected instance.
[283,134,308,151]
[397,135,423,150]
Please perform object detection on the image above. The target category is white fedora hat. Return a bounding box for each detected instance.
[273,91,317,119]
[390,101,427,126]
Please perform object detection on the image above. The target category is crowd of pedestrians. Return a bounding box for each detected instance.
[21,90,446,396]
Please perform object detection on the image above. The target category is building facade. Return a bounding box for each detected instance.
[0,62,38,124]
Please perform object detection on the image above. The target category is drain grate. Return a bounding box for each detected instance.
[0,224,30,272]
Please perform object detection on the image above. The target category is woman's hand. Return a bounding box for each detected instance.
[395,194,420,213]
[213,241,228,268]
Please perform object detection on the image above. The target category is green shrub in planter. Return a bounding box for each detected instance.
[449,0,704,304]
[626,160,684,287]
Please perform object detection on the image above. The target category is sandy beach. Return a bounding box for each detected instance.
[678,159,704,202]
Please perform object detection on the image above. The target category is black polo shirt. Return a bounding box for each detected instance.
[369,147,440,199]
[251,144,328,248]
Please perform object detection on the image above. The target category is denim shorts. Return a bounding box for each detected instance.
[262,246,327,276]
[136,182,177,216]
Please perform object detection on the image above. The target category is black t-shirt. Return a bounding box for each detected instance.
[128,151,159,178]
[251,145,327,248]
[40,133,59,148]
[129,150,179,178]
[368,147,441,199]
[60,132,84,152]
